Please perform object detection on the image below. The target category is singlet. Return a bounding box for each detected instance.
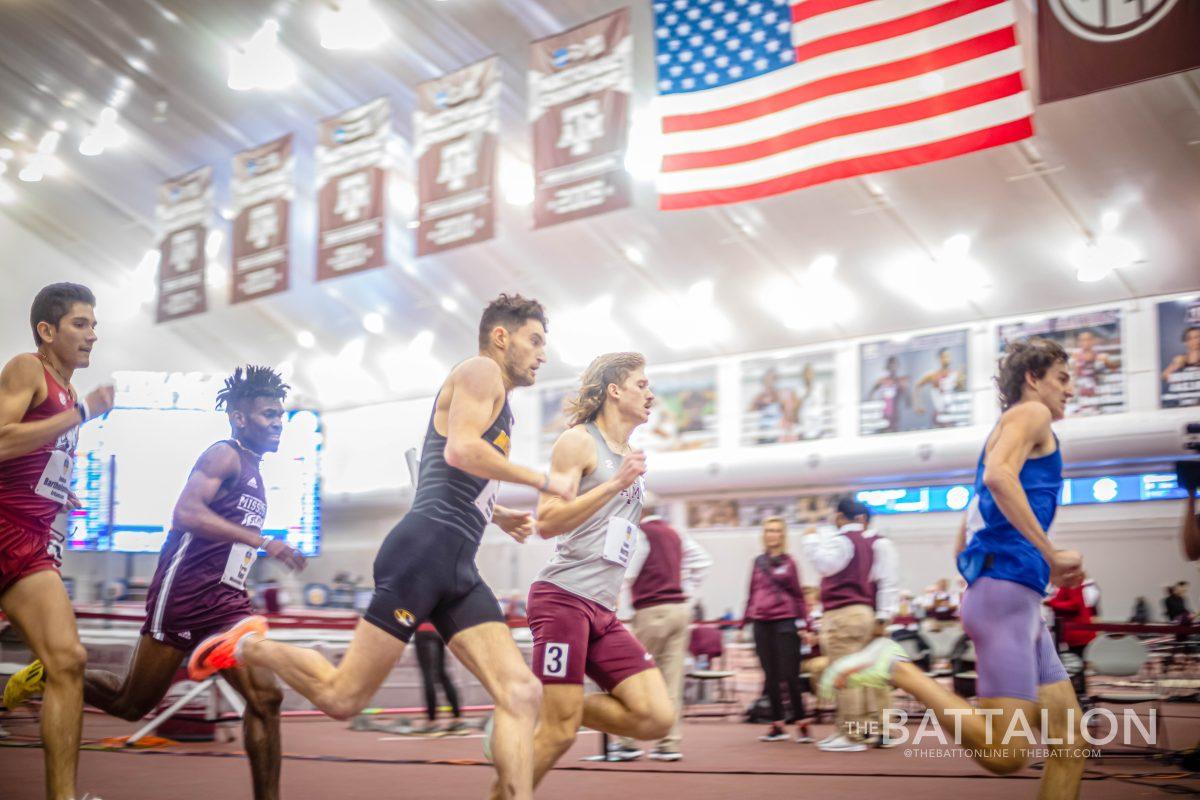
[409,391,513,545]
[535,423,645,610]
[0,364,78,533]
[151,440,268,607]
[957,430,1062,595]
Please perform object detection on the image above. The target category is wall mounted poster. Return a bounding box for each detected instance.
[860,330,971,435]
[633,366,719,452]
[740,351,836,446]
[998,309,1125,416]
[1157,297,1200,408]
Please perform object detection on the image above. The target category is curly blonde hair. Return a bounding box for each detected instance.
[565,352,646,426]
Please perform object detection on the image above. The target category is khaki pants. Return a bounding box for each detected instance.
[616,602,691,752]
[819,603,879,740]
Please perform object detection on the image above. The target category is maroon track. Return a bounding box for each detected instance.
[1,708,1196,799]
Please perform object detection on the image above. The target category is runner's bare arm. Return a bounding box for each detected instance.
[172,443,266,547]
[443,358,555,492]
[0,354,85,462]
[535,426,631,537]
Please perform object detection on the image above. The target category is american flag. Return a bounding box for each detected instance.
[653,0,1034,210]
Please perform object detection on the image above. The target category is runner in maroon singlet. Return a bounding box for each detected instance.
[7,365,305,800]
[0,283,113,800]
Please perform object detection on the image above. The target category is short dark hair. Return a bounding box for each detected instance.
[477,293,547,350]
[1184,326,1200,342]
[30,282,95,346]
[836,496,869,520]
[996,337,1068,411]
[215,365,290,413]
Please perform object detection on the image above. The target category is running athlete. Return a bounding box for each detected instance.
[7,366,305,800]
[914,348,967,428]
[189,295,573,800]
[866,356,911,433]
[497,353,672,798]
[0,283,113,800]
[822,338,1086,799]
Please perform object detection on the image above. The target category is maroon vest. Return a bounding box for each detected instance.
[631,518,686,610]
[819,528,875,612]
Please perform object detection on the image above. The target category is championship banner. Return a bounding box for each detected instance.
[998,309,1125,416]
[414,57,499,256]
[1157,296,1200,408]
[316,98,390,281]
[155,166,212,323]
[529,8,632,228]
[1038,0,1200,103]
[231,134,292,303]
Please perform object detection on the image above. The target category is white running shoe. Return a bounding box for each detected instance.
[817,734,868,753]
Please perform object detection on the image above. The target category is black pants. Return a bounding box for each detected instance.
[415,629,460,721]
[753,619,806,724]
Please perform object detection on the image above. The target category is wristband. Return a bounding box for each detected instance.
[75,400,88,424]
[258,534,271,549]
[539,474,551,493]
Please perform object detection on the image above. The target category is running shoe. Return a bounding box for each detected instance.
[818,638,908,700]
[758,724,789,742]
[3,659,45,710]
[817,734,868,753]
[794,723,815,744]
[188,616,268,680]
[606,743,644,761]
[647,748,682,762]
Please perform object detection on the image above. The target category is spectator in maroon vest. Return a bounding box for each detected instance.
[804,497,890,752]
[613,508,712,761]
[742,516,812,744]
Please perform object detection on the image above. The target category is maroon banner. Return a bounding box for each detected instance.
[155,166,212,323]
[1038,0,1200,103]
[231,134,292,303]
[414,57,498,256]
[316,98,389,281]
[530,8,632,228]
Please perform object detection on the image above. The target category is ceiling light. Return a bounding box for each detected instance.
[79,107,128,156]
[51,120,68,133]
[625,107,662,181]
[205,229,224,259]
[318,0,390,50]
[555,295,633,366]
[36,131,60,155]
[1071,236,1137,283]
[622,246,645,266]
[18,163,43,183]
[440,296,459,313]
[0,148,12,160]
[884,237,991,311]
[381,331,443,393]
[643,280,730,351]
[1100,209,1120,233]
[362,312,385,334]
[499,156,534,206]
[761,255,854,331]
[296,330,316,349]
[228,20,296,91]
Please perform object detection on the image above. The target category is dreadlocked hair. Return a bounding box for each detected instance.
[215,365,290,412]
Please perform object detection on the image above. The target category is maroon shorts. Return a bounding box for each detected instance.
[0,516,59,598]
[527,581,654,692]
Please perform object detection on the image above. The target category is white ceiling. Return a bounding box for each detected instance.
[1,0,1199,409]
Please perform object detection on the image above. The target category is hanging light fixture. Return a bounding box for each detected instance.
[318,0,390,50]
[228,20,296,91]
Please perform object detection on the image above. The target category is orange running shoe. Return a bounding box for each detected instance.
[188,616,268,680]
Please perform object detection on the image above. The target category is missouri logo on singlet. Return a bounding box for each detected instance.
[238,494,266,528]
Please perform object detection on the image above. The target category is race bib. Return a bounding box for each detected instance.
[221,543,258,591]
[35,451,73,504]
[602,516,638,567]
[474,479,499,523]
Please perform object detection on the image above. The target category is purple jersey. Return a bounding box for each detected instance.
[143,440,266,650]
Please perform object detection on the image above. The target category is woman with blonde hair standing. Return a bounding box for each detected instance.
[741,516,812,743]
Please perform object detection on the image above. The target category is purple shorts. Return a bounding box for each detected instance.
[527,581,654,692]
[141,588,253,654]
[961,576,1068,702]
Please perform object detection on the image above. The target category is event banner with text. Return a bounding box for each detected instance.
[231,134,293,303]
[155,166,212,323]
[860,330,971,435]
[530,8,632,228]
[316,97,389,281]
[415,57,499,255]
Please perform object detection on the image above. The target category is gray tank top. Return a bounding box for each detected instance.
[535,422,645,610]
